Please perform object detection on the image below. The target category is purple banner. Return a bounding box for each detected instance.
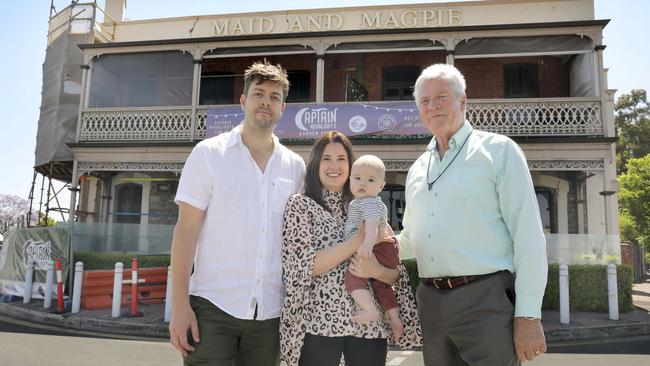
[206,101,428,139]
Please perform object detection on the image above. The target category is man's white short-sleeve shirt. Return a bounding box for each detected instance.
[175,125,305,320]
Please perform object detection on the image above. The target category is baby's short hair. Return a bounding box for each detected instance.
[352,155,386,180]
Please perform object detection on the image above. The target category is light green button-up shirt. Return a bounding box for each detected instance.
[398,121,548,318]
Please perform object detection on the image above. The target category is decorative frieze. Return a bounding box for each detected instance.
[385,160,415,171]
[77,161,185,173]
[527,160,604,171]
[76,159,605,174]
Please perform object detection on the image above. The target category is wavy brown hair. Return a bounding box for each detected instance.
[243,60,290,100]
[304,131,355,213]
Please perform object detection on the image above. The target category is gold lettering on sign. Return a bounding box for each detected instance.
[422,10,435,25]
[360,9,462,29]
[401,10,417,27]
[328,14,343,30]
[288,14,342,32]
[231,19,245,34]
[384,12,398,28]
[212,17,275,36]
[214,20,228,35]
[450,9,462,25]
[288,17,304,32]
[307,15,322,31]
[362,13,380,28]
[210,8,462,36]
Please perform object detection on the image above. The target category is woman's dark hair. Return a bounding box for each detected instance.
[304,131,355,212]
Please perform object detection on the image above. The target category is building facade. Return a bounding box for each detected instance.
[41,0,619,261]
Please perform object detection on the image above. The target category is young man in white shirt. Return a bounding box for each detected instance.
[169,61,306,366]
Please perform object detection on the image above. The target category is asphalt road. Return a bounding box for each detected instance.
[2,316,650,366]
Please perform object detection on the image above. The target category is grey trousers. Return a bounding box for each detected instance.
[416,271,520,366]
[184,296,280,366]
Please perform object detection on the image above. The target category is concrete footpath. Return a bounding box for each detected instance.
[1,279,650,343]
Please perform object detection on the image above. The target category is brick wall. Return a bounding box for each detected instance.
[201,54,317,103]
[324,51,446,101]
[201,53,570,103]
[455,56,570,99]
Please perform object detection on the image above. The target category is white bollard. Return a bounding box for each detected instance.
[112,262,124,318]
[23,260,35,304]
[559,264,570,324]
[164,266,172,322]
[607,263,619,320]
[71,262,84,313]
[44,260,55,309]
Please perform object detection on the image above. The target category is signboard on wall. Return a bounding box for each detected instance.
[0,227,70,298]
[207,101,428,139]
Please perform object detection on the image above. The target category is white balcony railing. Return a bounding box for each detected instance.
[80,107,193,141]
[468,98,602,136]
[79,98,603,142]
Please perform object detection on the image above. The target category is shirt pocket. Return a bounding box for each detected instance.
[272,178,295,214]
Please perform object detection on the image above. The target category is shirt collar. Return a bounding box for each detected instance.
[226,123,280,154]
[426,121,473,152]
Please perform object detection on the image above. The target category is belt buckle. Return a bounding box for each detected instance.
[447,278,453,289]
[431,279,441,289]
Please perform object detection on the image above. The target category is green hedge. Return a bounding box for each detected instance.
[74,252,170,270]
[401,260,633,313]
[542,264,633,312]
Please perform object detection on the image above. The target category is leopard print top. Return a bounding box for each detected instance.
[280,190,422,366]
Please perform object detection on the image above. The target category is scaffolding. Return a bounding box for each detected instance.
[29,1,114,226]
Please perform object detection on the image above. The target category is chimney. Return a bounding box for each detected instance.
[104,0,126,22]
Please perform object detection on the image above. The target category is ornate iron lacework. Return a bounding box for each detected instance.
[195,108,208,139]
[381,159,605,172]
[466,100,602,136]
[527,160,604,170]
[80,99,603,142]
[76,160,604,174]
[80,109,193,141]
[77,161,185,173]
[385,160,415,171]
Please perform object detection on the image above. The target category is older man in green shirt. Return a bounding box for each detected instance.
[398,64,548,365]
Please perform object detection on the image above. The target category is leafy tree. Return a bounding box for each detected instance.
[37,211,57,227]
[617,155,650,248]
[615,89,650,174]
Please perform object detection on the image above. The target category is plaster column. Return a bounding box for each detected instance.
[181,48,209,141]
[302,42,338,103]
[316,56,325,103]
[594,45,606,98]
[67,159,80,294]
[139,181,151,254]
[75,64,89,142]
[75,53,100,142]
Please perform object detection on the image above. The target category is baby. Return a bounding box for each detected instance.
[344,155,404,341]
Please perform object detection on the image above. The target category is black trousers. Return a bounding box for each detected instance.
[184,296,280,366]
[417,271,520,366]
[299,333,388,366]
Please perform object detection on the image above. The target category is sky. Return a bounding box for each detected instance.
[0,0,648,218]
